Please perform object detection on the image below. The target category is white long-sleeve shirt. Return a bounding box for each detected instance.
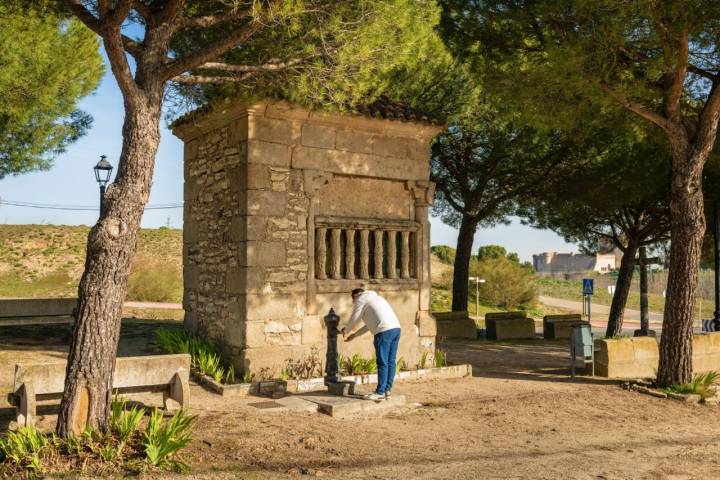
[341,291,401,336]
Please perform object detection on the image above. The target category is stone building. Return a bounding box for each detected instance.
[533,250,622,274]
[172,100,444,374]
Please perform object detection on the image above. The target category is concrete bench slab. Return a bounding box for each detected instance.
[543,314,583,340]
[10,354,190,426]
[434,311,477,339]
[485,312,536,340]
[0,298,77,326]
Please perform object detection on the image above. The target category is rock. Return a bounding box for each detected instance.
[702,395,720,405]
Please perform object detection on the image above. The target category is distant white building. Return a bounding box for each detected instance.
[533,250,621,274]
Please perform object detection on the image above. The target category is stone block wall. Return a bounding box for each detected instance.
[174,101,443,375]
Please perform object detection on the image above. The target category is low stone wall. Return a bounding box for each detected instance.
[485,312,535,340]
[199,363,473,397]
[595,333,720,378]
[0,298,77,326]
[543,314,583,340]
[434,311,477,339]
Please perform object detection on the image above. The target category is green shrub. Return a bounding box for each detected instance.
[475,256,538,309]
[154,329,234,384]
[339,354,378,375]
[664,371,719,399]
[0,424,51,473]
[142,408,196,472]
[419,351,429,369]
[431,245,456,264]
[111,395,145,444]
[433,349,447,368]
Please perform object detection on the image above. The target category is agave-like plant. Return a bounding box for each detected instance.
[142,408,196,471]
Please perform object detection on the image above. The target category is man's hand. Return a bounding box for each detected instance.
[345,332,356,342]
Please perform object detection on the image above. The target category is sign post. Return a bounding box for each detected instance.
[633,250,662,337]
[468,277,486,318]
[582,278,594,325]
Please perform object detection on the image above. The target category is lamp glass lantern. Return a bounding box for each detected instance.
[94,155,113,187]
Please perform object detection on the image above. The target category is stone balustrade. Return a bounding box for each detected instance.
[314,217,419,281]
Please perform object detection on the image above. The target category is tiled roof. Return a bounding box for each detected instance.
[354,96,443,124]
[171,96,442,128]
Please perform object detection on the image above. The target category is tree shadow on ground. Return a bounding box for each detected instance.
[444,339,620,386]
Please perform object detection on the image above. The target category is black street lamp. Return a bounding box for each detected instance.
[93,155,113,218]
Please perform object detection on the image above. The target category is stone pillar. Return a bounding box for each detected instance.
[401,231,411,279]
[330,228,342,279]
[345,229,356,280]
[359,229,370,280]
[316,228,327,280]
[374,229,384,279]
[387,230,397,279]
[303,169,333,314]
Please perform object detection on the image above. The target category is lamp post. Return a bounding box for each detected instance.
[468,277,486,318]
[93,155,113,218]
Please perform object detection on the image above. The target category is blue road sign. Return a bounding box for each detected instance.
[582,278,594,295]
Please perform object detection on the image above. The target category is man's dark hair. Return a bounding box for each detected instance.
[351,288,364,298]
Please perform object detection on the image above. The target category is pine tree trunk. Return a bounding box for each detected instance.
[56,96,162,437]
[451,214,478,312]
[605,239,639,338]
[657,150,706,388]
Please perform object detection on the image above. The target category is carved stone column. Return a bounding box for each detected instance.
[401,231,411,279]
[407,180,436,314]
[374,230,384,279]
[303,169,333,314]
[387,230,397,279]
[359,229,370,280]
[345,229,356,280]
[315,228,327,280]
[330,228,342,279]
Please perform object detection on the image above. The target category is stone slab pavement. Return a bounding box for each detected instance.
[246,392,408,418]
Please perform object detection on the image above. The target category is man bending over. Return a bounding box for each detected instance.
[341,288,401,401]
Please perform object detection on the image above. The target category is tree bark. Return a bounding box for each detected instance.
[451,214,478,312]
[605,239,639,338]
[657,148,706,388]
[57,94,162,436]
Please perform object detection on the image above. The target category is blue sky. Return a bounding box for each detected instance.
[0,52,575,262]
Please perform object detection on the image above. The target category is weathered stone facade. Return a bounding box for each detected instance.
[172,101,443,374]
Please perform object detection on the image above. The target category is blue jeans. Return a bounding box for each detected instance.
[374,328,401,394]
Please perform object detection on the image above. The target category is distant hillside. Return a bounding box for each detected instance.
[0,225,182,301]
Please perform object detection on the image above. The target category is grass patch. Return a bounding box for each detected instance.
[127,260,182,303]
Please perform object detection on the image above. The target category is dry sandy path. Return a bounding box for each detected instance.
[4,336,718,479]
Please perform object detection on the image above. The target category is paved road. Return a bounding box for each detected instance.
[539,295,664,330]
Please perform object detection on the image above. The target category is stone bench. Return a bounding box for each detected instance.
[0,298,77,327]
[595,333,720,378]
[543,314,583,339]
[8,354,190,426]
[434,311,477,339]
[485,312,536,340]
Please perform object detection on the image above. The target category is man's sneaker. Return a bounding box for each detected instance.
[363,392,385,401]
[385,390,392,399]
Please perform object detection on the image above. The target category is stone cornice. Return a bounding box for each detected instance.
[171,100,446,142]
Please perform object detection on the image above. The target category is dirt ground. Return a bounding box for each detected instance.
[3,327,720,479]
